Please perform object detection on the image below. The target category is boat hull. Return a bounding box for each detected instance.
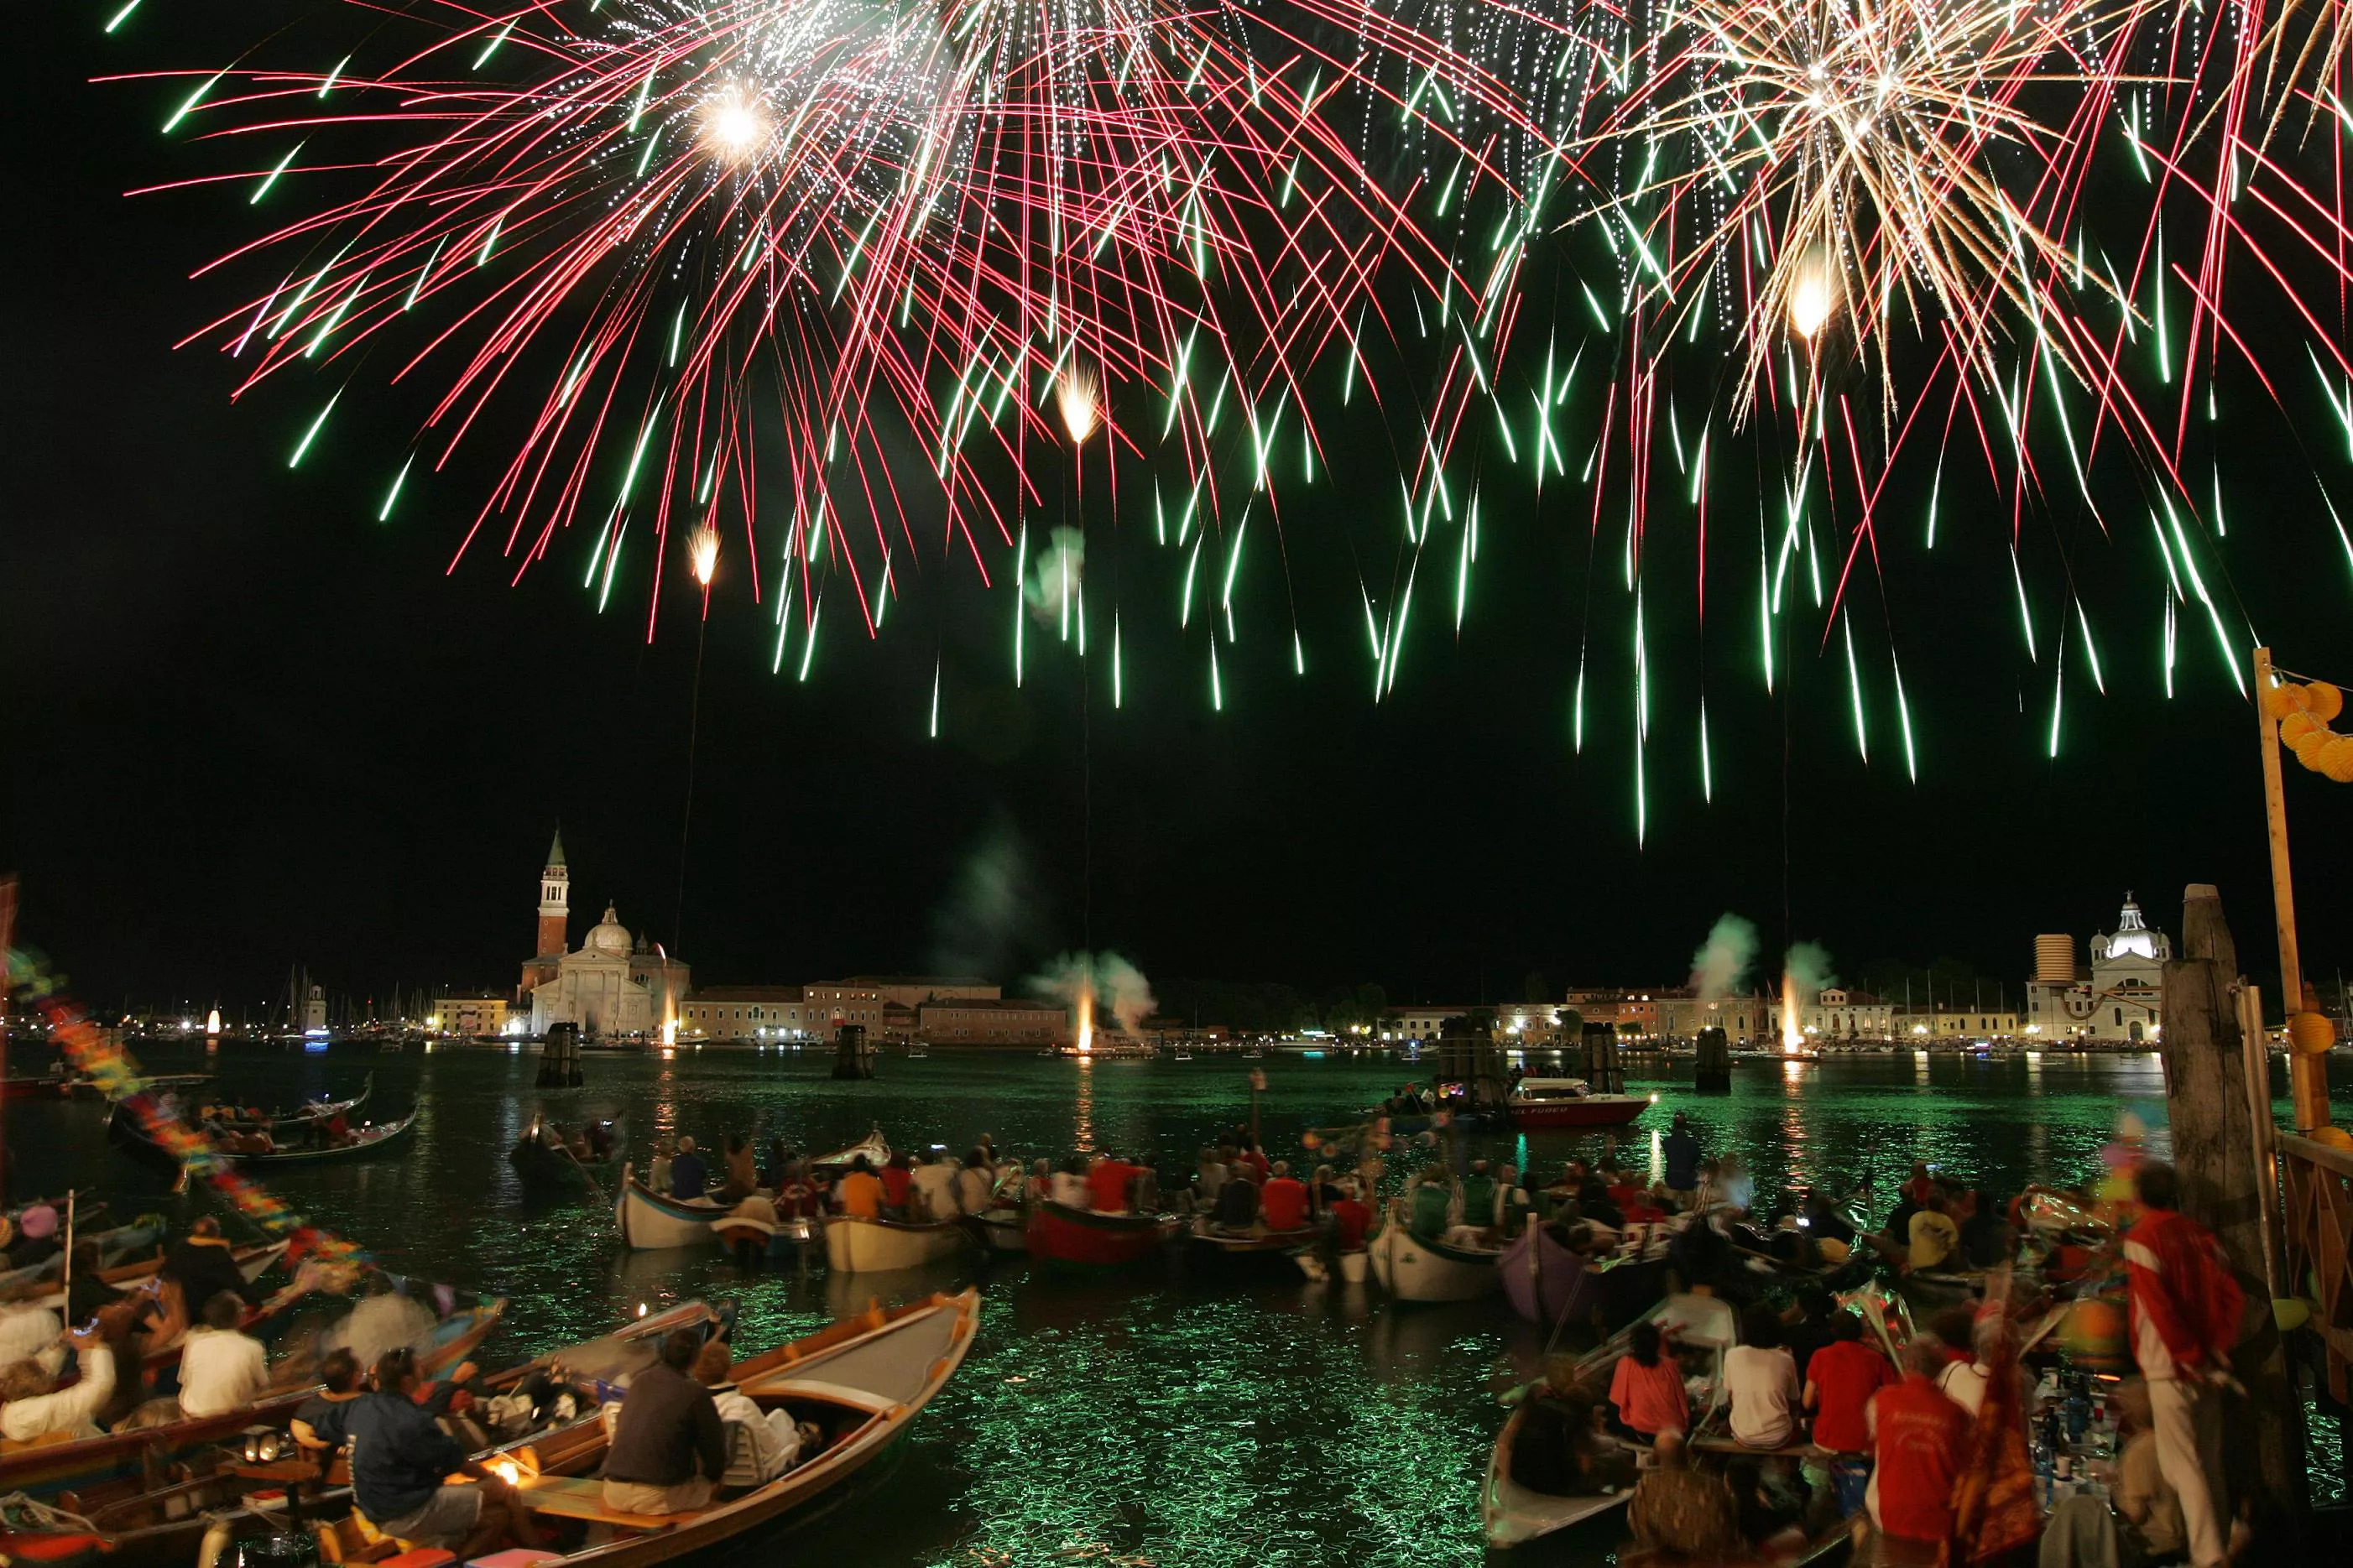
[824,1215,968,1273]
[1025,1202,1169,1267]
[1500,1227,1599,1328]
[613,1164,725,1249]
[1506,1096,1649,1128]
[967,1207,1029,1253]
[1368,1222,1501,1303]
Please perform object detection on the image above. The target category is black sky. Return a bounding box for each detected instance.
[8,5,2349,1016]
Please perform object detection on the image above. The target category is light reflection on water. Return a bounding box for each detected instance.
[7,1043,2343,1565]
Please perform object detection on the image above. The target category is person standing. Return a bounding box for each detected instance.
[953,1149,994,1216]
[1086,1151,1142,1215]
[1865,1336,1969,1545]
[2122,1161,2242,1568]
[1663,1114,1702,1202]
[177,1291,270,1418]
[160,1216,256,1312]
[910,1151,961,1220]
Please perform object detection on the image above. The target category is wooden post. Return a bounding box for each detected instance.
[2251,647,2333,1132]
[2161,884,2306,1535]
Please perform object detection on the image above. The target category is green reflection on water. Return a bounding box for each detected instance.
[8,1043,2345,1565]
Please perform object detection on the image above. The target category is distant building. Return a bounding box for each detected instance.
[1807,988,1893,1040]
[515,831,691,1038]
[679,987,816,1040]
[918,998,1067,1046]
[844,976,1001,1010]
[436,995,518,1038]
[1378,1006,1466,1044]
[2026,892,2170,1043]
[301,984,327,1034]
[1655,992,1772,1044]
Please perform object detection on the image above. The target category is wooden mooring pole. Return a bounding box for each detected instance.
[2251,647,2334,1133]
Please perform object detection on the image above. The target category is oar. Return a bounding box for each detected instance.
[60,1190,76,1320]
[559,1133,608,1208]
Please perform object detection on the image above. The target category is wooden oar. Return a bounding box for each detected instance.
[559,1134,608,1208]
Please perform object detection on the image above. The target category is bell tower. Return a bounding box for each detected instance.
[536,827,571,956]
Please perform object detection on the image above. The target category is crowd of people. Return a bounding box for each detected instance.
[1507,1155,2246,1568]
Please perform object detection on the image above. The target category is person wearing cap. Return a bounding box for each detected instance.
[4,1206,60,1270]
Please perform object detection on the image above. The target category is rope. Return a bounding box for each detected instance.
[0,1491,101,1534]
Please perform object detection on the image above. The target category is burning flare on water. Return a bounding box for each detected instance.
[1780,972,1803,1054]
[1075,973,1095,1055]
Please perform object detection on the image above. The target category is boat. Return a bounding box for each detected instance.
[0,1299,724,1568]
[1369,1219,1503,1303]
[613,1164,729,1250]
[1187,1215,1316,1260]
[1500,1223,1602,1329]
[227,1107,419,1165]
[1480,1293,1738,1548]
[0,1213,164,1297]
[22,1237,285,1314]
[510,1120,624,1194]
[823,1214,969,1273]
[483,1289,980,1564]
[1502,1077,1651,1128]
[965,1204,1030,1254]
[906,1044,930,1060]
[808,1128,890,1169]
[1027,1202,1174,1267]
[0,1288,505,1500]
[1172,1049,1193,1061]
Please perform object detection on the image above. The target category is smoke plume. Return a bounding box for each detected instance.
[1782,940,1838,1003]
[1688,914,1759,1003]
[928,820,1051,980]
[1029,950,1157,1034]
[1024,527,1086,627]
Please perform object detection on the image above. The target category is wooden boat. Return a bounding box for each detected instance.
[1026,1202,1173,1267]
[1187,1215,1316,1259]
[1368,1211,1503,1304]
[808,1128,890,1169]
[230,1107,418,1165]
[965,1205,1029,1254]
[22,1237,285,1314]
[823,1214,968,1273]
[482,1289,979,1564]
[1500,1223,1601,1329]
[510,1120,623,1194]
[0,1291,504,1500]
[613,1164,728,1250]
[0,1215,164,1297]
[1503,1077,1651,1128]
[1480,1293,1738,1548]
[0,1300,714,1568]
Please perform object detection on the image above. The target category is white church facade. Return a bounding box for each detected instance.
[2026,893,2170,1043]
[518,831,691,1039]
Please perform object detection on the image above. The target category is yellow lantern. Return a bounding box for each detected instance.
[2263,683,2305,720]
[2286,1011,2337,1055]
[2324,736,2353,784]
[2306,681,2345,722]
[2291,730,2333,769]
[2279,710,2322,745]
[2304,1124,2353,1152]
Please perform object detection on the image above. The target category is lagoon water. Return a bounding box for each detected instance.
[9,1043,2347,1565]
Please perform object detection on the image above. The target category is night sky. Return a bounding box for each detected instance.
[8,5,2349,1018]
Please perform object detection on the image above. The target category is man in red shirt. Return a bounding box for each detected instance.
[1803,1315,1891,1454]
[1260,1161,1311,1232]
[1086,1151,1140,1214]
[1330,1184,1374,1251]
[2122,1161,2243,1568]
[879,1153,914,1215]
[1865,1336,1970,1544]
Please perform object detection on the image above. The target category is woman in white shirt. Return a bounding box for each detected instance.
[1723,1307,1803,1448]
[0,1328,113,1441]
[176,1291,270,1418]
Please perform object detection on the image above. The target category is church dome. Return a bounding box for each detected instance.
[586,904,633,956]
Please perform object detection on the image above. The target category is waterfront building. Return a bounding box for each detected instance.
[1807,988,1894,1040]
[1655,992,1772,1044]
[846,975,1001,1010]
[436,995,519,1038]
[514,833,691,1038]
[1378,1005,1465,1044]
[2024,892,2170,1043]
[917,997,1067,1045]
[679,986,816,1040]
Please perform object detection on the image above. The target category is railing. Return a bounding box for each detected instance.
[2279,1131,2353,1401]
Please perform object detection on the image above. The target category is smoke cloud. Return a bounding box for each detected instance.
[1029,950,1157,1034]
[1688,914,1759,1003]
[928,820,1051,980]
[1023,526,1086,627]
[1782,940,1838,1003]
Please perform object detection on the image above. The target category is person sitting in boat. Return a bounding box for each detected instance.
[0,1321,113,1441]
[879,1151,917,1216]
[1330,1180,1374,1253]
[1863,1334,1970,1547]
[1724,1305,1803,1450]
[773,1162,822,1222]
[1798,1187,1856,1248]
[1574,1180,1624,1233]
[316,1347,543,1558]
[1406,1174,1452,1242]
[1194,1149,1229,1212]
[1049,1156,1093,1211]
[1086,1150,1144,1215]
[1459,1159,1497,1231]
[670,1136,711,1201]
[1601,1164,1643,1213]
[603,1329,730,1516]
[1234,1136,1271,1186]
[1309,1163,1345,1216]
[691,1339,813,1487]
[717,1134,760,1203]
[836,1155,886,1220]
[1906,1190,1961,1273]
[1210,1164,1260,1232]
[1507,1367,1631,1499]
[4,1204,60,1269]
[1803,1312,1891,1460]
[953,1149,995,1216]
[908,1149,958,1220]
[291,1347,365,1455]
[1608,1321,1690,1443]
[179,1289,271,1419]
[566,1125,595,1162]
[759,1138,793,1191]
[331,1274,439,1375]
[1542,1159,1589,1215]
[1957,1186,2013,1268]
[649,1138,676,1196]
[1025,1158,1055,1206]
[1260,1162,1311,1232]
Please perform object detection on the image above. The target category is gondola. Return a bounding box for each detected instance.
[823,1213,970,1273]
[0,1299,728,1568]
[964,1204,1030,1254]
[0,1289,505,1500]
[510,1119,623,1194]
[1480,1294,1739,1548]
[1026,1202,1174,1267]
[183,1074,374,1136]
[224,1107,419,1165]
[1368,1216,1503,1303]
[1500,1222,1601,1329]
[808,1128,890,1169]
[1186,1214,1315,1263]
[0,1213,164,1298]
[613,1164,728,1250]
[19,1237,284,1314]
[467,1289,979,1565]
